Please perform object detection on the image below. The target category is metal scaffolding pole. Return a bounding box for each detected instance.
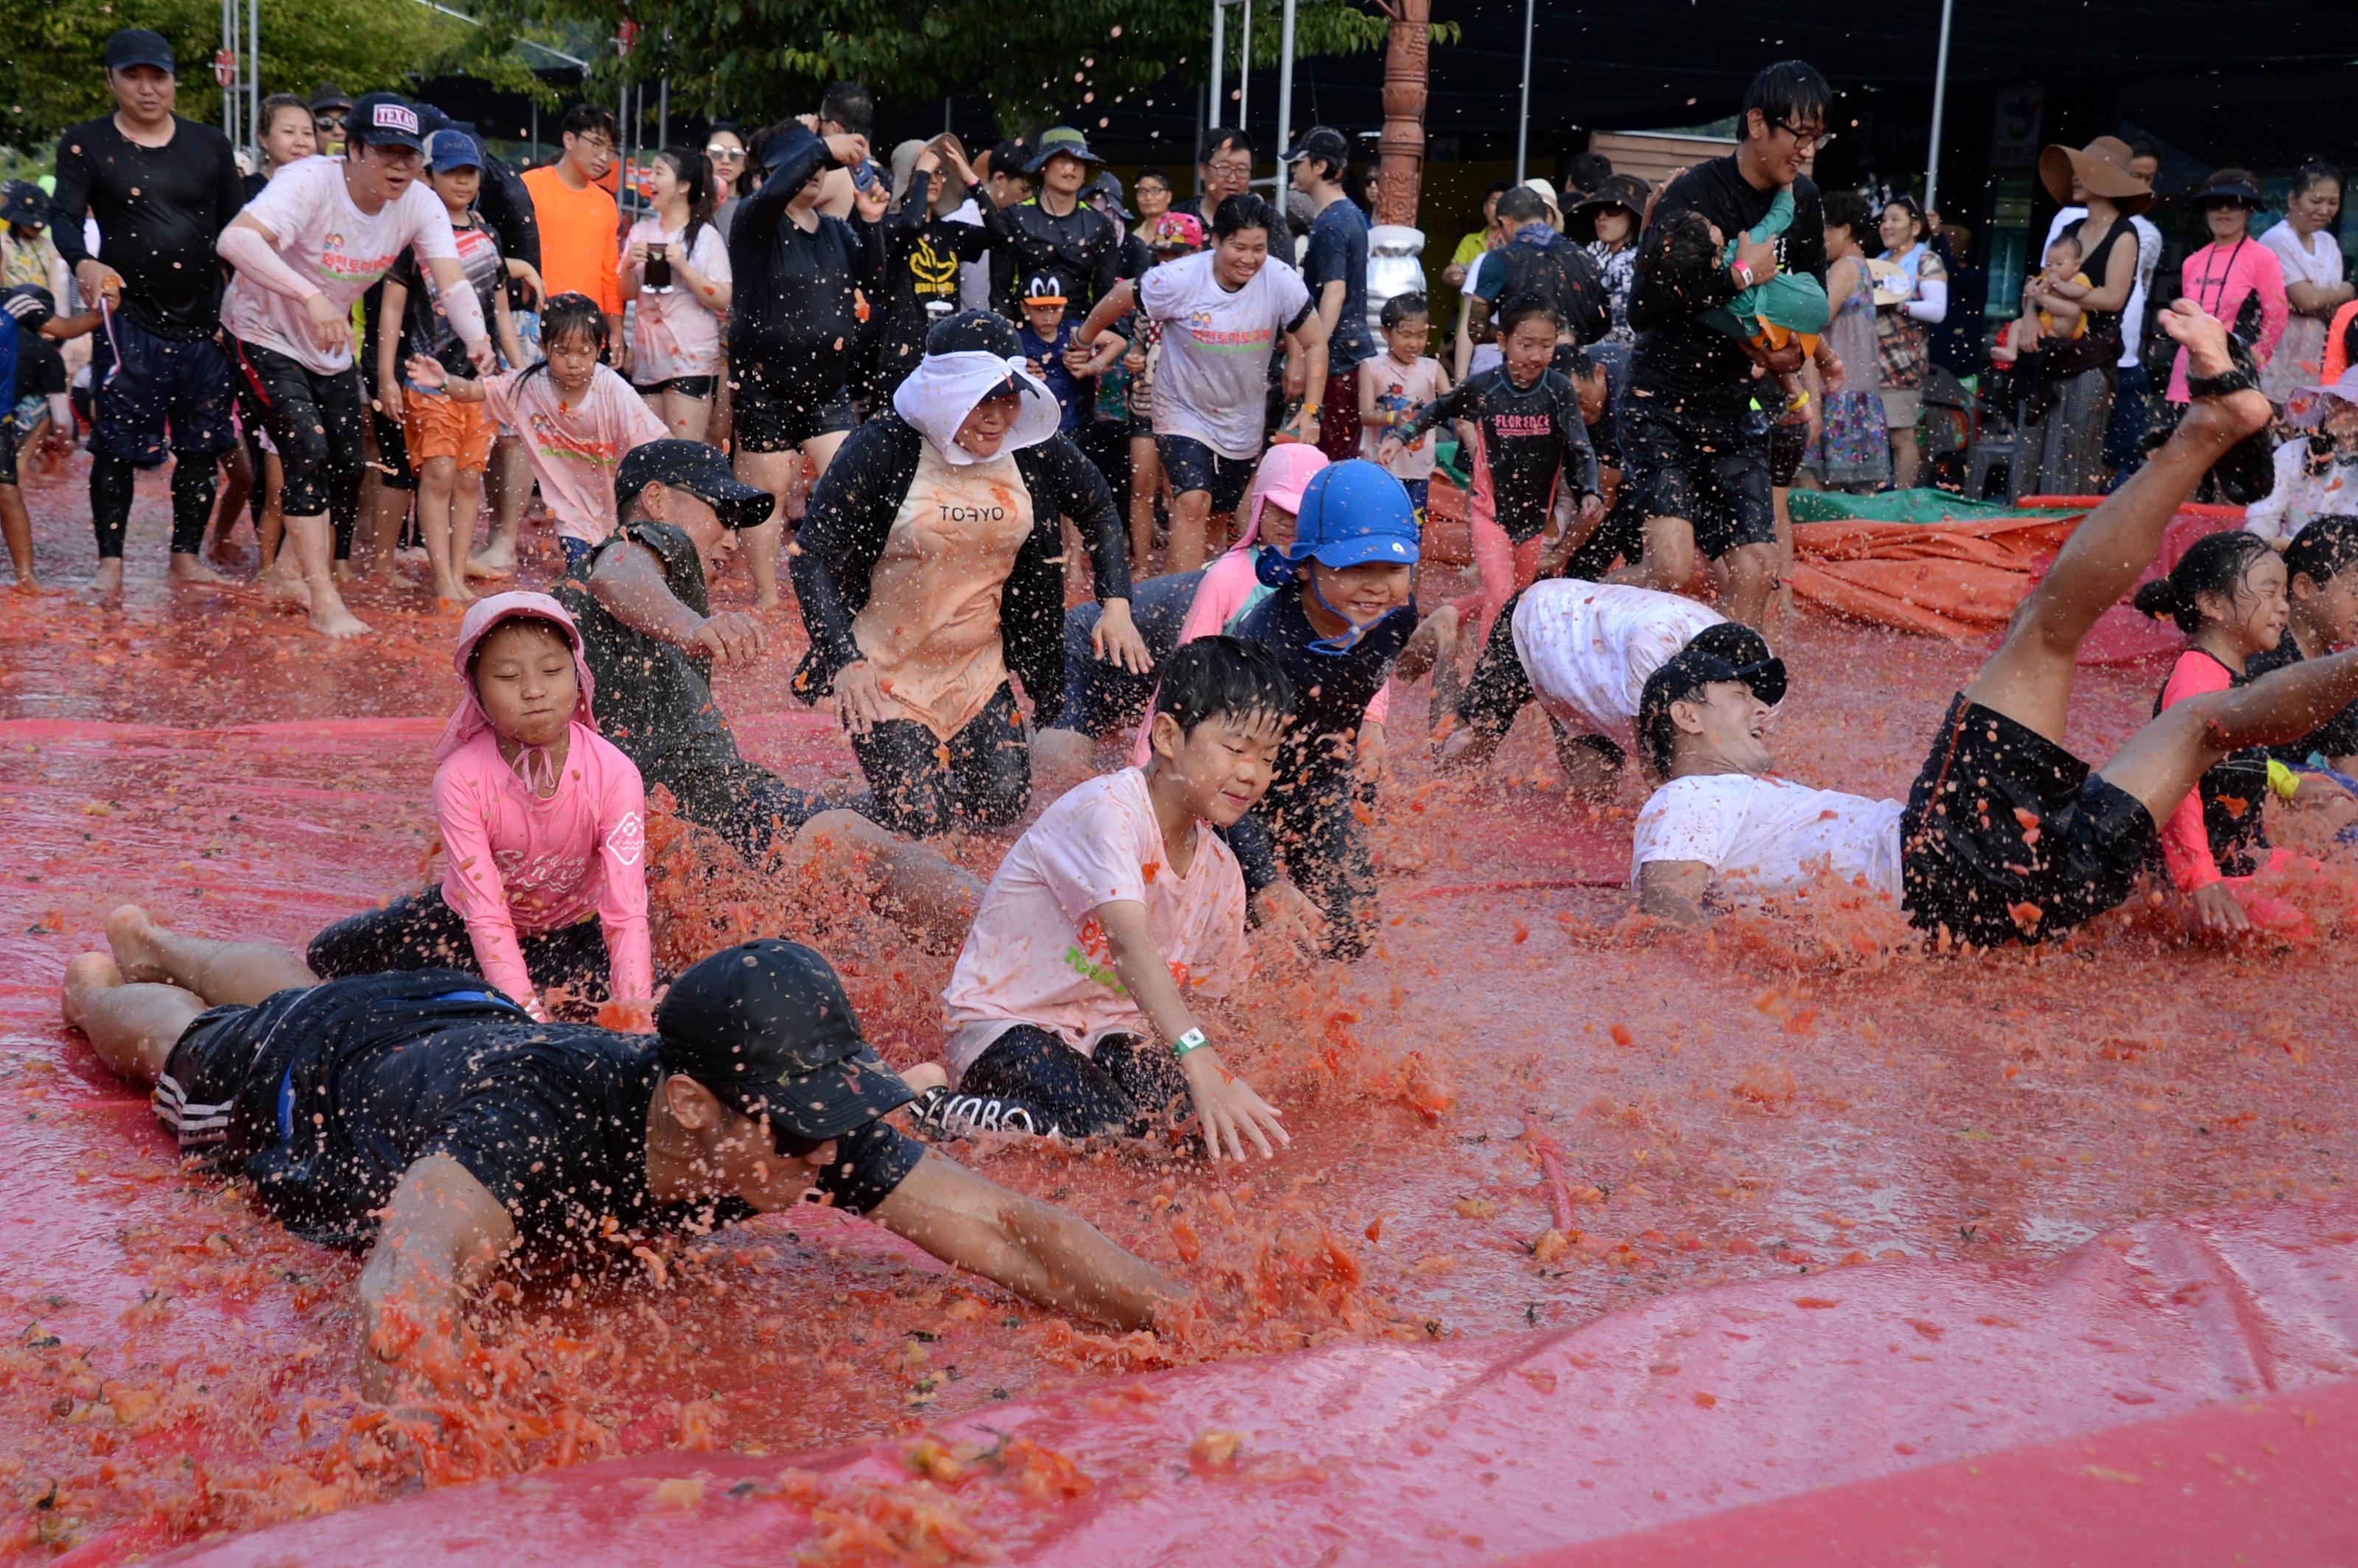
[1926,0,1956,209]
[1515,0,1535,181]
[1274,0,1297,167]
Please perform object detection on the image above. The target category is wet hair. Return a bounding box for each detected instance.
[2133,530,2276,634]
[2285,515,2358,593]
[819,80,874,138]
[259,93,312,141]
[989,138,1032,185]
[1556,342,1597,380]
[1498,291,1564,339]
[2292,161,2343,199]
[1742,60,1832,132]
[1154,635,1294,738]
[1637,208,1722,298]
[1380,292,1430,330]
[2045,231,2082,265]
[1496,186,1550,226]
[562,103,618,142]
[1820,188,1871,245]
[517,293,609,388]
[1200,127,1254,164]
[653,144,717,254]
[1566,151,1614,194]
[1212,193,1277,242]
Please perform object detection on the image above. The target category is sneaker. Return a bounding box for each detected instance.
[905,1085,1046,1139]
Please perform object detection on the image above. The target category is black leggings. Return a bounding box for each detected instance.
[306,884,617,1003]
[946,1025,1190,1138]
[229,336,366,556]
[91,454,217,559]
[850,682,1029,837]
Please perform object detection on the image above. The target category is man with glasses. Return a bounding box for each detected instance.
[1193,128,1258,237]
[63,909,1178,1402]
[522,105,627,375]
[1612,59,1838,631]
[216,92,496,638]
[49,28,246,599]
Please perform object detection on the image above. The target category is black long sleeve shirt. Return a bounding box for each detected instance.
[727,137,883,389]
[1402,366,1600,543]
[972,183,1119,322]
[51,115,244,340]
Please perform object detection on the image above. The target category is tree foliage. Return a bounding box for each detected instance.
[459,0,1435,133]
[0,0,531,153]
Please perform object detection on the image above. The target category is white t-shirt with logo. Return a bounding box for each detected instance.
[620,216,732,383]
[940,767,1253,1077]
[1631,773,1906,905]
[1513,580,1724,752]
[222,155,460,374]
[1139,250,1313,460]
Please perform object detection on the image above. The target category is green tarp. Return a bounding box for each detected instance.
[1785,489,2081,525]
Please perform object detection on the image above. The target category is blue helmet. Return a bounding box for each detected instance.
[1281,459,1421,570]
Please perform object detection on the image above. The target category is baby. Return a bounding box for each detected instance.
[1995,233,2091,365]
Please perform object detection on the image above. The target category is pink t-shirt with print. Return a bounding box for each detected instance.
[435,721,653,1007]
[940,767,1253,1077]
[221,155,458,374]
[483,363,670,545]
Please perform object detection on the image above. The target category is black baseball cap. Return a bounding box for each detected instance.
[1636,633,1788,777]
[615,438,777,529]
[0,182,45,228]
[346,92,427,153]
[654,941,915,1144]
[1282,126,1353,173]
[309,82,354,114]
[103,29,175,74]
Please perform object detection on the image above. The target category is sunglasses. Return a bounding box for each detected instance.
[704,143,745,161]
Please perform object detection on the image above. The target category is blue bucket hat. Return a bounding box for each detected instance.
[1283,459,1421,570]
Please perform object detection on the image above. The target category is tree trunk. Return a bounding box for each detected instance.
[1376,0,1430,228]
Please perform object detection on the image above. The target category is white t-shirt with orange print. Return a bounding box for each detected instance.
[940,767,1253,1077]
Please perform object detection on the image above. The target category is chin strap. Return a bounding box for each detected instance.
[1304,567,1413,657]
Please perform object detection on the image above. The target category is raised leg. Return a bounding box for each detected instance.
[784,810,984,950]
[2098,648,2358,825]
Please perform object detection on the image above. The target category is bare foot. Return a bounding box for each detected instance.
[13,572,41,595]
[204,531,242,567]
[431,575,477,609]
[88,559,125,601]
[265,570,312,612]
[394,545,429,567]
[463,550,517,581]
[104,904,172,984]
[61,952,124,1030]
[332,559,357,585]
[168,551,231,586]
[309,598,374,640]
[899,1062,949,1096]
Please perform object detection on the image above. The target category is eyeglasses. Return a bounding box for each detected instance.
[1770,119,1833,153]
[573,135,615,155]
[704,143,745,161]
[1206,159,1253,178]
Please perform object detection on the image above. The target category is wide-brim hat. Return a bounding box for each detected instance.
[1572,173,1651,219]
[2192,178,2265,213]
[1026,127,1105,174]
[2038,136,2154,216]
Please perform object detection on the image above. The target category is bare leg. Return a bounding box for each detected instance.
[368,480,414,584]
[1608,514,1701,597]
[207,445,253,562]
[469,436,527,578]
[415,458,473,605]
[1166,489,1213,575]
[0,483,35,590]
[662,390,714,444]
[1718,541,1780,630]
[1550,726,1628,799]
[61,954,203,1089]
[785,810,984,950]
[259,455,286,575]
[283,512,371,638]
[1030,727,1099,799]
[1962,311,2267,746]
[1394,603,1458,688]
[63,905,320,1089]
[1127,435,1164,572]
[2099,650,2358,825]
[734,447,805,609]
[1891,427,1921,490]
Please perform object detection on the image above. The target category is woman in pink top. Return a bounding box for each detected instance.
[307,592,654,1023]
[2166,171,2289,405]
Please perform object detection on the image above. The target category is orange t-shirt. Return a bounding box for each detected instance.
[520,165,623,316]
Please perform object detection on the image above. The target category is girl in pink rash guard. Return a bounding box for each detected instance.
[307,592,654,1022]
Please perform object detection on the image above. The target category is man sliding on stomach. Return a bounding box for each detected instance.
[63,908,1176,1400]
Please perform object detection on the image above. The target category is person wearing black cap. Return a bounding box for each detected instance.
[309,83,354,155]
[724,117,877,609]
[971,127,1119,324]
[1633,301,2358,944]
[63,908,1176,1402]
[50,27,246,598]
[2165,168,2289,412]
[1288,127,1376,464]
[217,91,496,639]
[791,309,1147,838]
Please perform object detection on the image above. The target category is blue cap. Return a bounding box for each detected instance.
[1283,459,1421,570]
[425,128,483,172]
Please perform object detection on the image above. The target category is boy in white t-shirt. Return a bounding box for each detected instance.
[216,92,496,640]
[922,636,1294,1161]
[1441,578,1732,797]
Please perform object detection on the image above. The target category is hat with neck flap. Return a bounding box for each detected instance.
[436,592,598,791]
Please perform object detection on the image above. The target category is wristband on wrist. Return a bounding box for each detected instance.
[1172,1027,1211,1061]
[1730,260,1754,291]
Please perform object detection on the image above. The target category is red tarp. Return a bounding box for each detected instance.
[127,1198,2358,1568]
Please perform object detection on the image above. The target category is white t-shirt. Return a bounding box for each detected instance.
[1512,580,1724,752]
[1139,251,1313,460]
[620,216,731,383]
[940,768,1253,1077]
[2042,207,2162,369]
[221,155,458,374]
[1631,773,1905,906]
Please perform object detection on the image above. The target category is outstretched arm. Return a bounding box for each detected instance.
[355,1154,517,1401]
[1637,860,1713,926]
[1096,899,1288,1162]
[868,1152,1180,1329]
